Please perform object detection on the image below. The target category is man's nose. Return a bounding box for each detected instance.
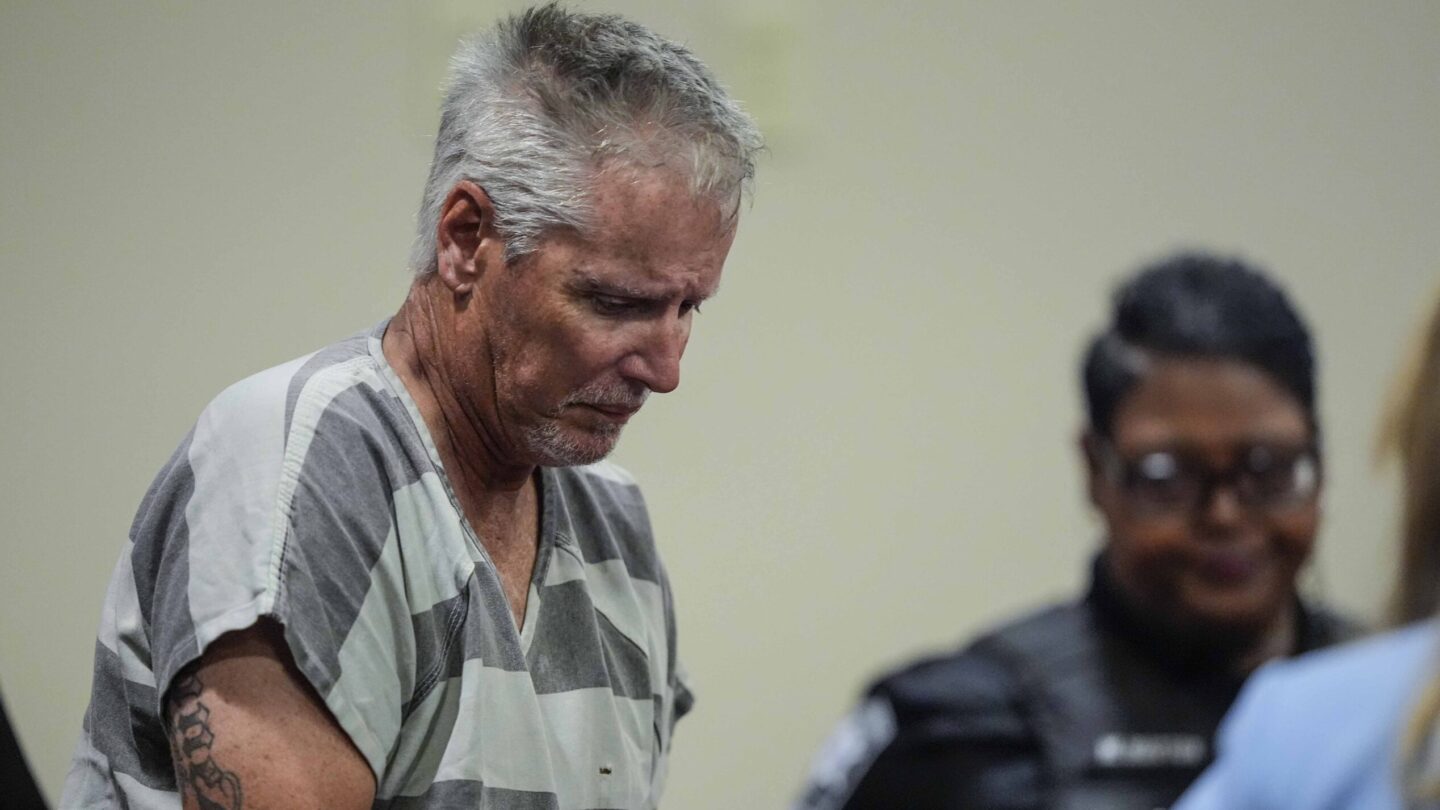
[620,317,689,394]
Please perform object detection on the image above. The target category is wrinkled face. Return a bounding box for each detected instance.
[470,166,735,466]
[1087,357,1320,637]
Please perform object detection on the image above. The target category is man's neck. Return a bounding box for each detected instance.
[382,280,542,625]
[382,279,533,496]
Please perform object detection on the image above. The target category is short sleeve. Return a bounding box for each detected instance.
[260,375,432,780]
[139,357,426,783]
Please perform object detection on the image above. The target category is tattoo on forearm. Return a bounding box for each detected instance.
[167,673,245,810]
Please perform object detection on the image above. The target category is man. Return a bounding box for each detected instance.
[794,253,1358,810]
[61,6,761,809]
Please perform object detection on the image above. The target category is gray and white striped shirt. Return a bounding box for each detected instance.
[61,322,693,809]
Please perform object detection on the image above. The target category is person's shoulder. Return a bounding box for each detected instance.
[192,326,380,447]
[1224,621,1438,760]
[137,344,338,536]
[1300,598,1369,648]
[1186,622,1438,809]
[869,601,1079,724]
[193,352,314,446]
[868,649,1016,720]
[178,326,422,518]
[972,600,1095,663]
[1253,620,1437,705]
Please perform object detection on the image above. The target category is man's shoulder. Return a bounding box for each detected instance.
[185,325,425,480]
[139,323,413,556]
[198,326,380,436]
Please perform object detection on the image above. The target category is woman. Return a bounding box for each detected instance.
[1174,285,1440,810]
[795,252,1359,810]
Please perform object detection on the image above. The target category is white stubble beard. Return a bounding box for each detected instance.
[523,378,649,466]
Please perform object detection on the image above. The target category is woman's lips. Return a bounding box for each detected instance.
[1196,549,1262,584]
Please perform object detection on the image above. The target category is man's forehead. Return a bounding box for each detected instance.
[587,163,738,238]
[521,163,736,299]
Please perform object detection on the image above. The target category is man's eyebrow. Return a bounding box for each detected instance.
[569,270,716,301]
[569,272,655,298]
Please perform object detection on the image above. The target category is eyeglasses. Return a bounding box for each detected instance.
[1098,441,1321,517]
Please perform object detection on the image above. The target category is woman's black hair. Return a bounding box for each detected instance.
[1082,251,1317,437]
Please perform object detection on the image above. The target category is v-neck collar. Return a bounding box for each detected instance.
[368,318,560,649]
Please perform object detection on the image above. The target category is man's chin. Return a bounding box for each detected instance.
[526,424,623,467]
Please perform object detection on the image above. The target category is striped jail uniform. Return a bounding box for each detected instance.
[60,322,694,809]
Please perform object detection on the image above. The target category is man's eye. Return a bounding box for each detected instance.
[590,295,636,315]
[679,300,703,316]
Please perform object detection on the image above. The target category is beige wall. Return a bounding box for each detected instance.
[3,1,1437,806]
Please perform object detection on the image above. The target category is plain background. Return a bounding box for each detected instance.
[3,1,1437,806]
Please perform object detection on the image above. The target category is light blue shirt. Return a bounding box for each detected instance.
[1176,621,1438,810]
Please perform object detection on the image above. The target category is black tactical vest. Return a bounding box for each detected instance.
[961,567,1353,807]
[971,602,1240,810]
[856,562,1359,810]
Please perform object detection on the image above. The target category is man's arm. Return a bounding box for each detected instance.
[164,619,376,810]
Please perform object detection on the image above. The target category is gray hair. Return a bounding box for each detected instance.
[409,3,764,274]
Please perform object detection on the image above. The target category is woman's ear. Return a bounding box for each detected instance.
[1080,429,1107,508]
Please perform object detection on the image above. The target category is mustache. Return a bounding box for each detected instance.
[561,380,649,410]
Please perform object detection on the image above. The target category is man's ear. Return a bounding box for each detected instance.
[436,180,505,297]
